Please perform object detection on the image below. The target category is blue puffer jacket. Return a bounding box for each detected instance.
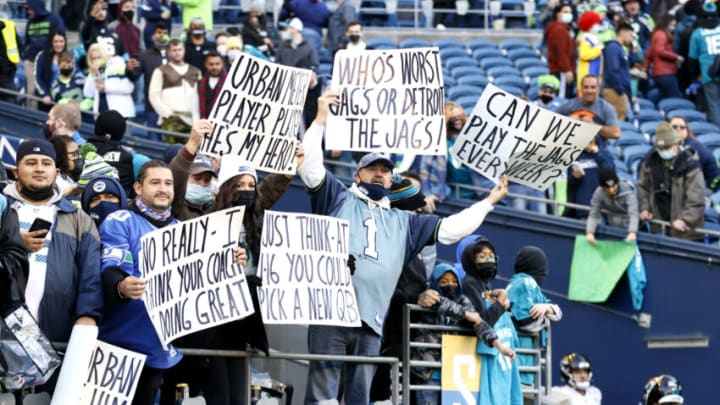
[4,189,103,342]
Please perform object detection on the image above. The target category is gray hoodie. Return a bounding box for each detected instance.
[586,180,639,234]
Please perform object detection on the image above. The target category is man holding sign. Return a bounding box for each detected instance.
[298,92,509,404]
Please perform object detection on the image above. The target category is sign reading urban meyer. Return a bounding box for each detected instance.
[139,207,254,346]
[80,341,146,405]
[326,47,447,155]
[450,84,601,190]
[257,210,360,326]
[199,53,312,175]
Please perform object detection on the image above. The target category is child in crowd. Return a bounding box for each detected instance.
[84,43,135,118]
[414,262,514,404]
[51,51,90,108]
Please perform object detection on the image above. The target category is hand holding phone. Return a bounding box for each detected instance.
[22,218,52,252]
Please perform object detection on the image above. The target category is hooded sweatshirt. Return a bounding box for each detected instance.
[23,0,65,61]
[458,235,507,328]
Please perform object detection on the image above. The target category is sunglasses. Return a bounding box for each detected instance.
[671,125,687,130]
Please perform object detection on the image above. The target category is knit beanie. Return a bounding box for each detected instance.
[81,176,127,212]
[598,167,619,188]
[94,110,127,141]
[77,144,119,187]
[16,139,56,164]
[514,246,549,285]
[655,122,680,147]
[389,178,426,211]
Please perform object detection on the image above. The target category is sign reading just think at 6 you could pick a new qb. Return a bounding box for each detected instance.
[326,47,447,155]
[451,84,601,191]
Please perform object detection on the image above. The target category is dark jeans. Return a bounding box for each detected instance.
[653,74,683,99]
[133,366,164,405]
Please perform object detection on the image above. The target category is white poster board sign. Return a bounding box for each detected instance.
[257,210,360,326]
[326,47,447,155]
[199,53,313,175]
[80,341,146,405]
[450,84,601,190]
[139,207,254,345]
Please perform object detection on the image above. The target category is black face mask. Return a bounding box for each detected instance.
[539,94,555,104]
[348,34,361,43]
[59,67,73,76]
[70,157,84,181]
[20,185,54,201]
[440,285,459,300]
[122,10,134,21]
[232,190,256,207]
[41,123,53,139]
[475,262,497,281]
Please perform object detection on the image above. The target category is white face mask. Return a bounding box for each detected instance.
[280,31,292,41]
[227,49,242,61]
[590,24,601,34]
[658,148,677,160]
[561,12,573,24]
[216,44,227,56]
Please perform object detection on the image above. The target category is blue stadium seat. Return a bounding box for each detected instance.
[514,57,546,71]
[366,37,397,49]
[658,97,695,113]
[480,56,513,70]
[445,57,477,71]
[444,75,456,87]
[472,48,505,62]
[451,66,484,79]
[440,47,469,61]
[434,39,466,49]
[493,75,528,90]
[498,39,531,52]
[457,75,489,87]
[667,109,706,122]
[637,98,655,110]
[466,39,497,51]
[399,38,432,49]
[522,66,549,80]
[506,48,539,61]
[487,66,522,78]
[690,121,720,135]
[447,84,484,100]
[318,63,332,76]
[640,121,661,136]
[501,85,526,97]
[623,144,652,174]
[697,133,720,149]
[318,47,332,64]
[616,131,648,149]
[456,95,480,111]
[527,85,539,100]
[620,121,639,132]
[637,109,664,123]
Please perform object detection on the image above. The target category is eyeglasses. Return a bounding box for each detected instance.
[67,150,80,159]
[671,125,687,130]
[475,255,497,263]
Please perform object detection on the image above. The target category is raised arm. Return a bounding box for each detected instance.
[298,92,339,189]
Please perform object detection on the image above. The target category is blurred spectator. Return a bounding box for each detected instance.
[593,5,617,44]
[622,0,654,51]
[215,31,228,58]
[22,0,65,107]
[642,374,684,405]
[546,3,576,98]
[148,39,201,135]
[644,15,684,99]
[676,0,704,91]
[198,51,226,119]
[563,135,615,219]
[586,167,639,243]
[328,0,357,53]
[48,135,82,193]
[81,0,126,57]
[668,115,720,191]
[535,74,561,110]
[184,17,215,73]
[140,0,173,49]
[279,0,329,36]
[336,20,371,53]
[688,2,720,127]
[126,22,169,137]
[45,102,86,145]
[224,35,243,67]
[88,110,135,197]
[276,18,319,128]
[0,16,19,104]
[242,8,275,58]
[556,75,621,144]
[603,22,634,121]
[51,52,89,106]
[552,353,602,404]
[0,193,28,318]
[84,44,135,118]
[175,0,214,31]
[576,11,604,95]
[80,175,127,227]
[638,122,705,239]
[110,0,141,58]
[34,30,66,111]
[106,0,120,22]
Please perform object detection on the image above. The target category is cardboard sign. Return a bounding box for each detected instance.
[80,341,146,405]
[325,48,447,155]
[257,210,360,326]
[441,334,482,405]
[139,207,254,345]
[450,84,601,190]
[199,53,312,175]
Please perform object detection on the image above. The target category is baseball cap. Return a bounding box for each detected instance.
[190,156,217,177]
[357,152,394,171]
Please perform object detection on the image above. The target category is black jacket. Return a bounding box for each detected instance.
[0,200,28,317]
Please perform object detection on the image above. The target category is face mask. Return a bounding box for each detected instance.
[539,94,554,104]
[474,262,497,281]
[217,44,227,56]
[185,183,212,205]
[59,67,73,76]
[439,285,459,300]
[154,38,169,48]
[227,49,242,61]
[357,182,389,201]
[191,29,204,36]
[590,24,601,34]
[348,34,361,43]
[41,123,53,138]
[451,118,465,131]
[561,13,573,24]
[20,185,54,201]
[122,10,134,21]
[89,201,120,227]
[280,31,292,42]
[658,149,677,160]
[668,25,675,33]
[575,380,590,390]
[232,190,256,207]
[70,157,84,181]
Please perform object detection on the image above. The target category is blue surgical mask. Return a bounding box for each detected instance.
[357,182,389,201]
[89,201,121,227]
[186,184,212,205]
[658,149,677,160]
